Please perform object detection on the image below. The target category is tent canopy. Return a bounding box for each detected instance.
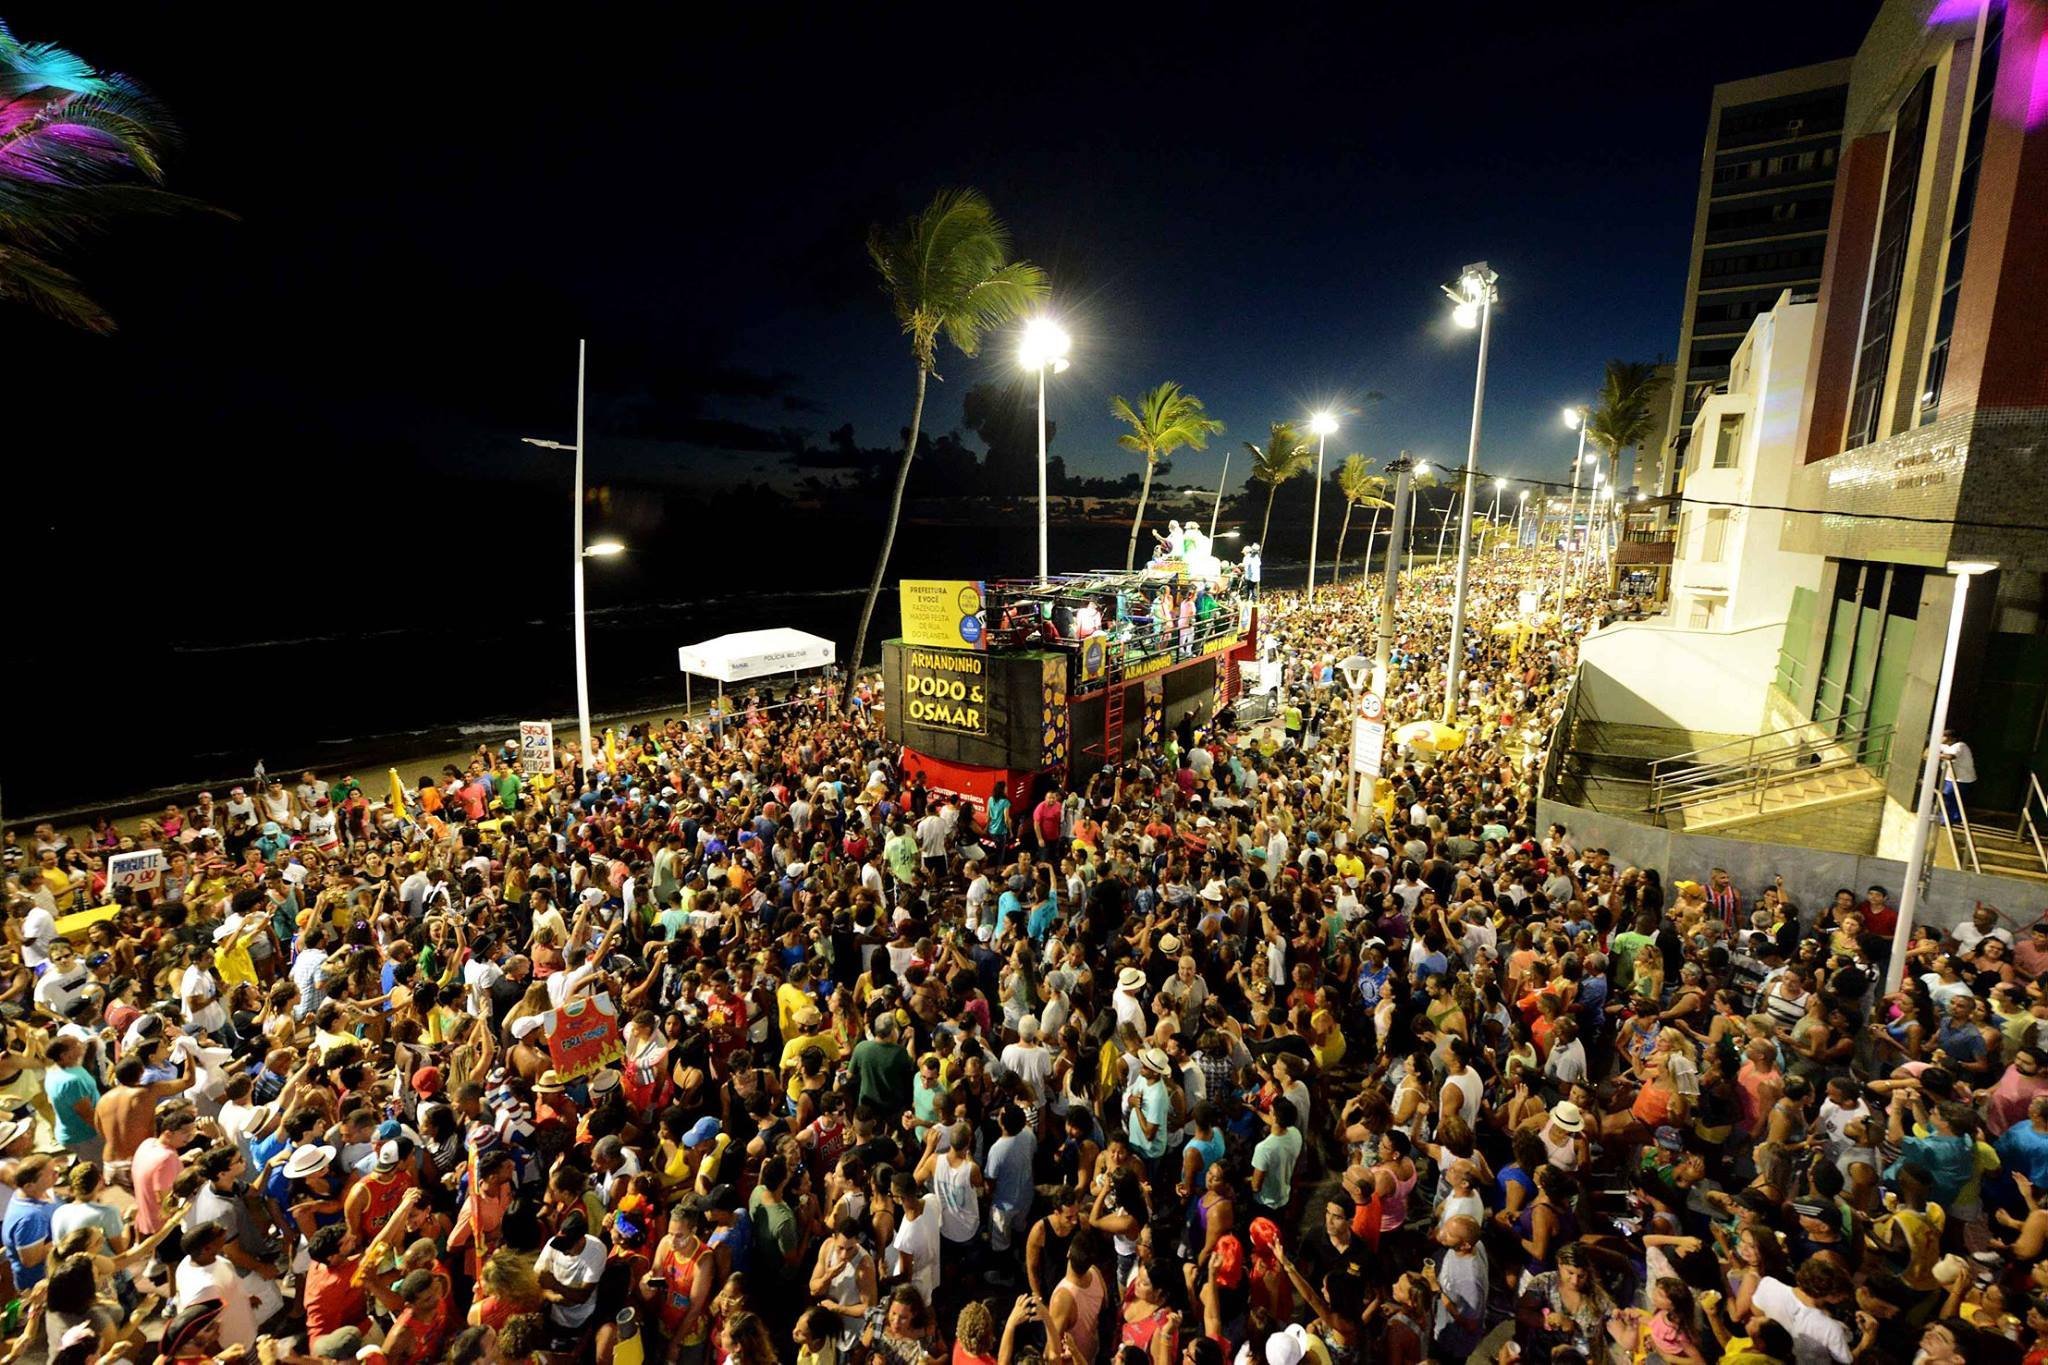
[677,628,836,684]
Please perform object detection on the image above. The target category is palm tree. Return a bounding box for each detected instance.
[1585,360,1664,495]
[1111,382,1225,570]
[848,189,1047,691]
[1403,466,1439,576]
[1245,421,1311,547]
[0,21,193,333]
[1332,456,1391,583]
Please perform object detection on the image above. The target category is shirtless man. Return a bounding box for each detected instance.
[95,1052,198,1167]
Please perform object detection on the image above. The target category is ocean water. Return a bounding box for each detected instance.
[8,519,1409,820]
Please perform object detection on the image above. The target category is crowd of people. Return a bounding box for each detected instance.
[0,545,2037,1365]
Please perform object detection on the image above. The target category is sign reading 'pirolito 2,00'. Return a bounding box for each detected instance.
[901,647,988,734]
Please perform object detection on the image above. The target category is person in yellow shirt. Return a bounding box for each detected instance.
[1333,848,1365,883]
[35,852,78,912]
[775,962,816,1040]
[213,914,266,991]
[778,1006,842,1078]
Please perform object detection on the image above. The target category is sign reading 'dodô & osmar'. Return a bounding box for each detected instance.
[901,646,988,734]
[899,579,987,650]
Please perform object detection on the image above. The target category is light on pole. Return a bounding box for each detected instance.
[1209,449,1230,538]
[521,339,620,775]
[1887,560,1998,991]
[1486,476,1506,553]
[1560,405,1588,599]
[1516,487,1530,544]
[1307,411,1338,603]
[1404,460,1431,579]
[1441,261,1498,724]
[1018,318,1071,583]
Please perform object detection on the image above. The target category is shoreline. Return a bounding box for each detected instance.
[9,553,1463,841]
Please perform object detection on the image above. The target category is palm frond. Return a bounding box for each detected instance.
[1110,381,1224,467]
[1246,421,1312,487]
[867,188,1046,367]
[0,242,113,332]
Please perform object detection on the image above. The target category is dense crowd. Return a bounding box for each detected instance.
[0,546,2039,1365]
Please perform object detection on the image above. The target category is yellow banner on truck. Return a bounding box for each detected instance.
[902,647,988,734]
[899,580,987,650]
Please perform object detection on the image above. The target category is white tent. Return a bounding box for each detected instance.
[677,628,837,712]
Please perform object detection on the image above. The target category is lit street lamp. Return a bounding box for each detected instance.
[1018,317,1071,582]
[1515,487,1530,543]
[1307,411,1338,603]
[1559,405,1589,600]
[1441,261,1498,724]
[1486,476,1507,553]
[1887,560,1998,990]
[521,338,626,775]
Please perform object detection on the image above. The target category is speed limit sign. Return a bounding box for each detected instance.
[1359,691,1384,721]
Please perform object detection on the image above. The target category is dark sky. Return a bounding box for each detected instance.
[7,3,1878,509]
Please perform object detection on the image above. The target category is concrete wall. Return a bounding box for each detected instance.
[1540,795,2040,934]
[1577,617,1784,733]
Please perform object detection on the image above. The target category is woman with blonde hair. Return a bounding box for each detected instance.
[469,1247,544,1330]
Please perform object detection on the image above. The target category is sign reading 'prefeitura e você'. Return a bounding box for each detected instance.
[901,647,988,734]
[900,580,987,650]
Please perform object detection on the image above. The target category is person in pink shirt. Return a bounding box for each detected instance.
[2016,923,2048,981]
[131,1104,197,1236]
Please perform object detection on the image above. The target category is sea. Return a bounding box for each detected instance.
[8,520,1423,821]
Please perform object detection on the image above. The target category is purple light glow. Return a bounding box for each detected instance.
[1927,0,1983,24]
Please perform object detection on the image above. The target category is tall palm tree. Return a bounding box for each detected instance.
[848,189,1047,691]
[1332,456,1391,583]
[1585,360,1664,494]
[1403,466,1439,575]
[1245,421,1311,547]
[1111,382,1224,570]
[0,20,193,333]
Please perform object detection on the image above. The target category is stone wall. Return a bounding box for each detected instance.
[1539,795,2040,933]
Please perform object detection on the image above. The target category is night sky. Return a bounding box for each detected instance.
[7,3,1878,509]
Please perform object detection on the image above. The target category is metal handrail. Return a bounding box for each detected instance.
[1937,758,1981,874]
[2023,771,2048,874]
[1648,723,1891,821]
[1654,752,1876,814]
[1658,728,1872,791]
[1650,692,1865,774]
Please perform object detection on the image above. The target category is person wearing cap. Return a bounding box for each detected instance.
[1125,1046,1172,1168]
[344,1134,421,1248]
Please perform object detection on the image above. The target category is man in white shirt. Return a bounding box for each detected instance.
[534,1213,608,1330]
[998,1017,1054,1100]
[464,940,507,1018]
[18,903,58,971]
[1752,1264,1870,1365]
[1939,728,1976,821]
[1951,903,2014,957]
[916,808,950,881]
[33,941,96,1019]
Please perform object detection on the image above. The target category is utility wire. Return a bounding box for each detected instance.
[1396,461,2048,535]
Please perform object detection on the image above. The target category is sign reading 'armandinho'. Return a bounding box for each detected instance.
[903,647,988,733]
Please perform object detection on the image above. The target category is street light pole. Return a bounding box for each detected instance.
[1307,412,1338,605]
[1019,318,1071,583]
[1443,262,1497,724]
[1887,561,1997,991]
[1210,449,1230,538]
[1372,453,1416,695]
[1516,488,1530,545]
[524,341,603,775]
[1560,406,1588,602]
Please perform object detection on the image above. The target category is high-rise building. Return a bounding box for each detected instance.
[1775,0,2048,847]
[1658,59,1854,495]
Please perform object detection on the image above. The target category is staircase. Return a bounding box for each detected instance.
[1647,712,1895,847]
[1671,758,1886,834]
[1936,769,2048,885]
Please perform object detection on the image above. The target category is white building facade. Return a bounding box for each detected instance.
[1667,289,1825,632]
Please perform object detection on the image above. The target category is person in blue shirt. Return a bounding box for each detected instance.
[984,1102,1038,1265]
[1027,870,1060,944]
[2,1155,61,1289]
[1997,1095,2048,1188]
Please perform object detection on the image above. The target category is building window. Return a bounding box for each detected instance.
[1845,68,1936,450]
[1702,509,1731,562]
[1922,6,2004,423]
[1713,415,1743,468]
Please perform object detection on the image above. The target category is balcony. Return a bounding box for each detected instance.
[1615,527,1676,566]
